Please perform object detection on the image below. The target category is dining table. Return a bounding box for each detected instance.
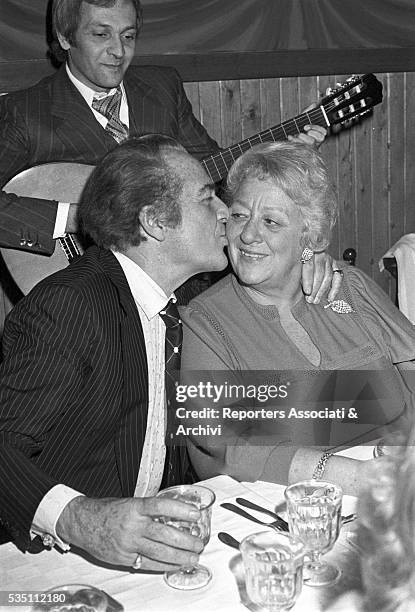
[0,445,373,612]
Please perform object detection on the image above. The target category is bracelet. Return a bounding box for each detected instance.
[312,452,333,480]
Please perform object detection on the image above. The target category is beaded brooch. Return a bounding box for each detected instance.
[324,299,354,314]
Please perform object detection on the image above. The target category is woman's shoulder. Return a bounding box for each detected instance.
[341,265,415,359]
[342,265,379,291]
[180,273,251,351]
[184,273,236,315]
[342,265,399,312]
[180,274,242,369]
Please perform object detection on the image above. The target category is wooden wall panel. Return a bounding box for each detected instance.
[317,76,340,260]
[259,78,282,130]
[354,105,373,280]
[389,74,406,246]
[198,82,222,147]
[370,78,390,292]
[240,80,261,140]
[279,77,300,121]
[3,49,415,93]
[405,72,415,234]
[219,80,242,147]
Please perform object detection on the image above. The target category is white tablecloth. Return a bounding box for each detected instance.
[0,462,370,612]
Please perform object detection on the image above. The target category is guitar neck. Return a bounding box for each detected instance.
[201,106,327,183]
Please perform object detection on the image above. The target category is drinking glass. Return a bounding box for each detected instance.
[240,531,305,612]
[284,480,343,587]
[156,484,215,590]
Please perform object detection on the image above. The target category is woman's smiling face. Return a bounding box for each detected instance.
[226,176,305,295]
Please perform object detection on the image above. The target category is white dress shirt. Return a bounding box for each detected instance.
[32,252,172,549]
[113,252,168,498]
[53,64,129,238]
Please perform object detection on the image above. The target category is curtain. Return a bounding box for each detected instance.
[1,0,414,61]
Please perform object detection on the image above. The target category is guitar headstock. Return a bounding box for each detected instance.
[321,74,383,127]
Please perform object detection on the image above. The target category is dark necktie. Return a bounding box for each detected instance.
[92,87,129,143]
[159,297,190,486]
[159,297,182,408]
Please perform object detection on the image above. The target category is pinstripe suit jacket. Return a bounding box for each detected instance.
[0,64,218,254]
[0,246,186,550]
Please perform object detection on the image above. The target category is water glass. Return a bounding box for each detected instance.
[284,480,342,587]
[156,484,215,590]
[240,531,305,611]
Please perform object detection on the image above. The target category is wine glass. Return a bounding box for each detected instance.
[156,484,215,590]
[284,480,342,587]
[240,531,305,611]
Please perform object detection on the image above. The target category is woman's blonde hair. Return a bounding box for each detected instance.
[226,141,337,252]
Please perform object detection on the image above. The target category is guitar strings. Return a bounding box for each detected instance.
[202,83,366,181]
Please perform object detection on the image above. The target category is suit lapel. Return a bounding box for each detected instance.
[98,249,149,496]
[124,69,171,137]
[51,67,115,162]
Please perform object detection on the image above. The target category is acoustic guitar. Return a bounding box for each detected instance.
[1,73,383,294]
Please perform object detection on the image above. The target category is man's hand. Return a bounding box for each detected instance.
[301,252,344,304]
[56,495,204,571]
[288,124,327,148]
[288,103,327,148]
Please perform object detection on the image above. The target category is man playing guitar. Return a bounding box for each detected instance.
[0,0,337,304]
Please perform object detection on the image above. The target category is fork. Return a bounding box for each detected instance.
[236,497,356,526]
[235,497,289,530]
[220,502,289,532]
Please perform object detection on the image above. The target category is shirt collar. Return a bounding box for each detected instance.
[65,63,124,107]
[112,251,174,320]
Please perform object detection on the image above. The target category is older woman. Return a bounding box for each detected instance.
[180,141,415,495]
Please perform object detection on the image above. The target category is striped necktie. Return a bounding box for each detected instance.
[92,87,129,143]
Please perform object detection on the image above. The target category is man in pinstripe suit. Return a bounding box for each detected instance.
[0,0,325,277]
[0,134,229,570]
[0,0,220,260]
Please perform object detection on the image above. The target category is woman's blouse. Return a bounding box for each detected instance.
[180,267,415,482]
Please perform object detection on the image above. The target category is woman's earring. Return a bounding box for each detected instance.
[300,247,314,263]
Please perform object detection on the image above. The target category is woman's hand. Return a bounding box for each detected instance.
[301,252,344,304]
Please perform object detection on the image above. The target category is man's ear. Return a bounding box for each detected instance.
[139,206,166,242]
[56,31,71,51]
